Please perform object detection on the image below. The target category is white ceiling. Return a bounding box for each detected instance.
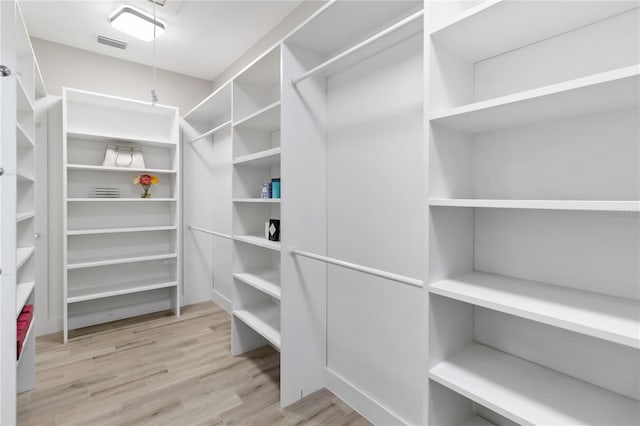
[20,0,304,81]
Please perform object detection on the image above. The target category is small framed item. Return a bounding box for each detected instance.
[268,219,280,241]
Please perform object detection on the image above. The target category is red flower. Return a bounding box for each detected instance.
[139,174,152,185]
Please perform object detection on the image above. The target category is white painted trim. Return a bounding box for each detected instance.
[211,288,232,313]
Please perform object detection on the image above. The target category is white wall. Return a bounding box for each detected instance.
[211,0,327,91]
[32,38,211,113]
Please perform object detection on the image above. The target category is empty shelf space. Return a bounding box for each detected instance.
[67,225,177,236]
[429,343,640,425]
[234,235,281,252]
[67,252,177,270]
[429,66,640,133]
[67,164,177,174]
[16,211,35,222]
[16,76,35,113]
[233,101,281,131]
[430,0,639,61]
[430,271,640,348]
[67,279,177,303]
[184,82,231,122]
[234,269,281,299]
[16,247,35,270]
[67,198,177,203]
[66,130,176,147]
[16,123,34,147]
[463,416,495,426]
[233,304,281,349]
[190,120,232,143]
[233,147,281,167]
[16,318,35,366]
[16,281,35,317]
[233,198,281,204]
[17,172,34,183]
[428,199,640,212]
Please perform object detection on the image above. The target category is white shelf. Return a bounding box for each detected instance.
[429,66,640,133]
[430,0,639,61]
[233,147,281,167]
[67,225,177,236]
[429,343,640,425]
[16,281,35,318]
[234,235,281,252]
[463,416,494,426]
[233,198,281,204]
[233,269,281,300]
[190,120,232,143]
[233,101,281,131]
[16,76,35,113]
[66,130,176,147]
[67,164,177,174]
[16,123,34,147]
[233,304,281,349]
[67,198,177,203]
[16,318,35,366]
[67,252,177,270]
[16,247,34,270]
[430,271,640,349]
[428,199,640,212]
[16,211,35,222]
[16,172,34,183]
[67,279,177,303]
[184,81,231,122]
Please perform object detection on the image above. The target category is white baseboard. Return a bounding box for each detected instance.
[211,289,232,313]
[68,300,171,330]
[326,367,408,425]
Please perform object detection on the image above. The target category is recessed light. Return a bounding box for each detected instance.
[109,6,165,42]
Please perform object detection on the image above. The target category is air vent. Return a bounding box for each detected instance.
[97,36,127,50]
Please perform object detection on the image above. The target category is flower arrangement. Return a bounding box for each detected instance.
[134,174,158,198]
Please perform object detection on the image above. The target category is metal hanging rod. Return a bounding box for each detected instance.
[190,120,232,144]
[290,248,423,288]
[290,9,424,87]
[188,225,232,240]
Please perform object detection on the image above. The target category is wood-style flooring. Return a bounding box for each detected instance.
[17,302,371,426]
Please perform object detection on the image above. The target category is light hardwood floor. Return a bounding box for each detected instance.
[17,302,371,426]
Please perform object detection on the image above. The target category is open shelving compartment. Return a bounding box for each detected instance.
[62,88,181,342]
[231,44,283,357]
[281,1,426,422]
[183,81,232,143]
[426,2,640,425]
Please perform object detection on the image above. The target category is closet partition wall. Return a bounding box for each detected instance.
[282,2,426,424]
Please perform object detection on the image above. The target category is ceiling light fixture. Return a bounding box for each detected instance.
[109,6,165,42]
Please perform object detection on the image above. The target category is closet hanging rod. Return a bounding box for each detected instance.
[290,9,424,87]
[290,248,423,288]
[190,120,232,144]
[188,225,232,240]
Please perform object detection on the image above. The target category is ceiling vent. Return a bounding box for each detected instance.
[97,35,128,50]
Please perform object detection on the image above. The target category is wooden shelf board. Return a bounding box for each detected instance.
[234,269,281,300]
[429,66,640,133]
[233,101,281,131]
[429,343,640,425]
[233,198,281,204]
[67,225,177,236]
[16,122,34,147]
[430,271,640,349]
[233,147,281,167]
[66,130,176,147]
[67,198,177,202]
[16,317,35,366]
[67,252,177,270]
[233,304,281,349]
[67,280,177,303]
[16,211,35,222]
[16,281,35,318]
[16,246,35,270]
[67,164,177,174]
[430,0,639,61]
[428,199,640,212]
[233,235,281,252]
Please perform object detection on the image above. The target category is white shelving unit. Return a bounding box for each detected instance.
[62,88,180,342]
[182,81,234,311]
[230,45,283,357]
[426,1,640,424]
